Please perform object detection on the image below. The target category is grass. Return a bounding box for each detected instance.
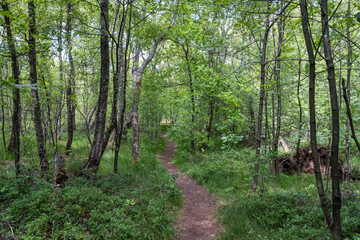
[169,135,360,240]
[0,131,182,239]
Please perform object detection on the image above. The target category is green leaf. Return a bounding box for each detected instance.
[355,12,360,23]
[345,17,354,27]
[0,10,11,18]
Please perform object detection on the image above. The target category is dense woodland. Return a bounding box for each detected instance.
[1,0,360,239]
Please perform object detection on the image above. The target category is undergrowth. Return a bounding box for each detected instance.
[0,133,182,239]
[170,135,360,240]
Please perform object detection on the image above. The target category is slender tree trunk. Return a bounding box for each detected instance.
[250,1,270,191]
[273,6,283,176]
[1,71,5,150]
[83,0,110,171]
[206,99,215,142]
[338,40,342,110]
[131,0,179,161]
[248,95,255,145]
[271,87,275,150]
[66,2,75,151]
[345,0,352,182]
[28,0,49,171]
[131,42,141,162]
[100,0,124,160]
[183,43,196,151]
[296,60,302,175]
[2,0,21,174]
[265,92,269,160]
[114,2,131,173]
[342,78,360,153]
[56,10,64,143]
[206,51,215,142]
[42,74,55,149]
[321,0,343,237]
[301,1,343,239]
[301,0,330,229]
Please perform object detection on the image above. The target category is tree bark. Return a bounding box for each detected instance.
[273,3,283,176]
[321,0,343,237]
[345,0,352,182]
[265,91,269,159]
[83,0,110,171]
[183,43,196,151]
[28,0,49,171]
[2,0,21,174]
[98,0,129,170]
[114,1,131,173]
[301,0,331,231]
[248,94,255,145]
[66,2,75,151]
[250,1,271,191]
[296,60,302,175]
[1,69,5,150]
[301,0,343,238]
[56,9,64,144]
[342,78,360,153]
[131,0,179,161]
[42,74,55,149]
[205,51,215,142]
[100,0,123,159]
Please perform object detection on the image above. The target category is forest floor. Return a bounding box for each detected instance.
[159,134,222,240]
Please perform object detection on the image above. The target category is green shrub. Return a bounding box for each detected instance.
[0,134,181,239]
[169,143,360,240]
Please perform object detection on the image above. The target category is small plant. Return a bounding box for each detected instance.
[221,134,244,151]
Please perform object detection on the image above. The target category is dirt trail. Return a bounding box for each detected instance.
[159,134,221,240]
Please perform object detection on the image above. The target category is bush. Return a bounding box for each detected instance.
[170,144,360,240]
[0,135,181,239]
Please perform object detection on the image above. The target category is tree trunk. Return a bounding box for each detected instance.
[66,2,75,152]
[83,0,110,171]
[206,51,215,142]
[114,1,131,173]
[183,43,196,151]
[250,1,270,191]
[321,0,343,237]
[248,94,255,145]
[301,0,331,230]
[42,74,55,149]
[206,99,215,142]
[56,10,64,143]
[2,0,21,174]
[28,0,49,171]
[296,60,302,175]
[131,0,179,161]
[100,0,126,160]
[1,71,5,150]
[273,4,283,176]
[345,0,352,182]
[301,0,343,238]
[265,91,269,160]
[342,78,360,153]
[131,69,141,162]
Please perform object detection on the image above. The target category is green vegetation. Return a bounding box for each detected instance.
[0,133,182,239]
[169,133,360,240]
[1,0,360,239]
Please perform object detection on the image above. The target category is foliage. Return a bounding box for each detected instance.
[0,134,181,239]
[170,143,360,240]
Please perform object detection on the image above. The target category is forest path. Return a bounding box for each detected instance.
[159,134,221,240]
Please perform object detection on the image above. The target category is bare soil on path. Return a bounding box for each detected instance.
[159,134,221,240]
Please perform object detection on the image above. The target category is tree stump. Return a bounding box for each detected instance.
[54,153,68,188]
